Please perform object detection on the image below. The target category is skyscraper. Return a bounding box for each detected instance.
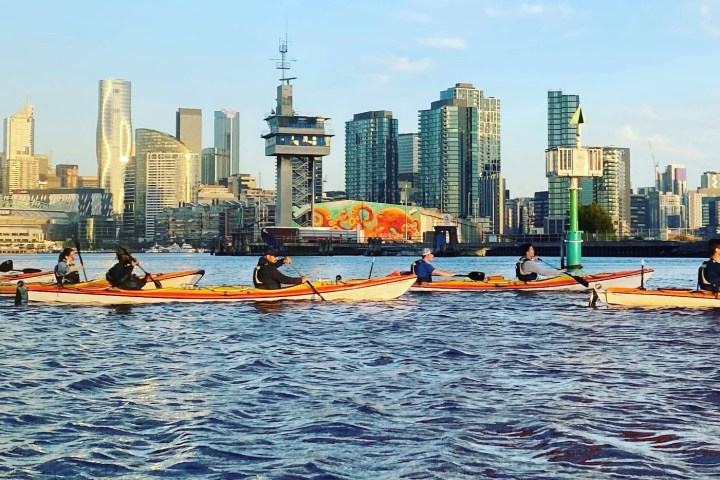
[124,129,199,241]
[214,109,240,175]
[419,83,502,232]
[97,78,132,215]
[594,147,632,235]
[176,108,202,158]
[345,110,399,203]
[2,103,38,192]
[546,90,579,234]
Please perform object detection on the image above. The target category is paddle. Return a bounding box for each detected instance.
[117,245,162,288]
[454,271,485,282]
[289,263,325,301]
[71,235,88,281]
[539,259,589,288]
[368,257,375,279]
[0,260,43,274]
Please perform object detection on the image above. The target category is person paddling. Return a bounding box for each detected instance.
[253,247,307,290]
[698,238,720,293]
[516,243,565,281]
[410,248,455,284]
[106,250,147,290]
[55,247,82,284]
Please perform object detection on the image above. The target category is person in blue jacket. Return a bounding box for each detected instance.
[698,238,720,292]
[410,248,455,283]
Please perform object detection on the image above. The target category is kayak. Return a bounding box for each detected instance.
[0,270,56,285]
[0,269,205,296]
[591,286,720,308]
[13,274,417,305]
[410,268,653,293]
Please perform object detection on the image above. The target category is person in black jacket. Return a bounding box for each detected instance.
[698,238,720,292]
[253,248,306,290]
[106,250,147,290]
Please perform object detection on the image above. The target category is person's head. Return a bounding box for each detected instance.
[264,247,278,260]
[116,249,132,264]
[421,247,434,260]
[710,238,720,257]
[58,247,74,262]
[520,243,535,258]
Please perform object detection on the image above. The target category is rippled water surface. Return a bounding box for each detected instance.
[2,254,720,479]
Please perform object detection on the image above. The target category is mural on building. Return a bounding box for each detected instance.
[313,200,419,241]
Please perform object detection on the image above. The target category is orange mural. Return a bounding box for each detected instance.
[312,201,419,241]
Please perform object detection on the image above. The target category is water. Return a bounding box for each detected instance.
[2,254,720,479]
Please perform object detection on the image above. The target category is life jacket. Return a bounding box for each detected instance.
[698,261,717,292]
[55,262,80,284]
[411,259,432,283]
[516,257,538,282]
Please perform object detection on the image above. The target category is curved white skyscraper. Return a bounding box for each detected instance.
[97,78,132,215]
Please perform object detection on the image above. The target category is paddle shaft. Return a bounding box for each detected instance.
[289,263,325,301]
[72,236,88,281]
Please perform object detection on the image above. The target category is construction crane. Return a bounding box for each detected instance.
[648,140,659,189]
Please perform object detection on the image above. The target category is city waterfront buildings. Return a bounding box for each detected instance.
[176,108,203,159]
[2,103,38,193]
[97,78,132,215]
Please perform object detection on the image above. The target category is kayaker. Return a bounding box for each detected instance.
[54,247,82,284]
[698,238,720,292]
[516,243,565,281]
[106,250,148,290]
[253,248,307,290]
[410,248,455,283]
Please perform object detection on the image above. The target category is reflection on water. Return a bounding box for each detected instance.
[1,255,719,478]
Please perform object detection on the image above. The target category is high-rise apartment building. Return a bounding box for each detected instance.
[56,164,79,188]
[2,103,38,193]
[397,133,419,178]
[176,108,202,159]
[97,78,132,215]
[123,129,199,241]
[701,171,720,189]
[594,147,631,235]
[214,109,240,175]
[546,90,579,234]
[345,110,399,204]
[419,83,503,232]
[201,147,231,185]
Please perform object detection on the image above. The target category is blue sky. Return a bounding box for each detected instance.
[2,0,719,197]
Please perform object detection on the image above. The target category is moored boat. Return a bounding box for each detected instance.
[0,270,56,285]
[410,268,653,293]
[15,274,416,305]
[591,286,720,308]
[0,269,205,296]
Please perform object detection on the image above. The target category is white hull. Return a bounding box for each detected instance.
[594,287,720,308]
[21,275,416,305]
[0,271,56,285]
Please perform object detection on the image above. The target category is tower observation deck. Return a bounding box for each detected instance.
[262,37,333,227]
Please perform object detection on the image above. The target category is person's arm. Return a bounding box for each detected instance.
[432,268,455,277]
[522,260,561,277]
[270,268,304,286]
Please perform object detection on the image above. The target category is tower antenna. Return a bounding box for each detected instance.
[271,29,296,85]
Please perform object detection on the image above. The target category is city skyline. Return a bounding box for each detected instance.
[2,0,719,198]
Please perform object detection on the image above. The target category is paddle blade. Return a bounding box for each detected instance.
[22,268,43,274]
[0,260,12,272]
[468,272,486,282]
[572,274,590,288]
[153,279,162,289]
